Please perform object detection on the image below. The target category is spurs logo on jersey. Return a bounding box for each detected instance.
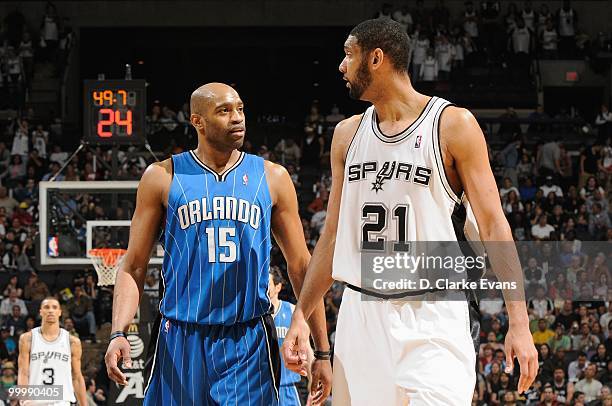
[347,160,432,192]
[332,96,479,287]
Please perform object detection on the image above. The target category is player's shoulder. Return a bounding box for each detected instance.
[140,158,173,190]
[19,330,32,346]
[334,114,364,142]
[68,333,81,347]
[438,105,478,133]
[264,159,289,181]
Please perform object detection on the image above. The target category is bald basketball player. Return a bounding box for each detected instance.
[282,19,538,405]
[105,83,331,405]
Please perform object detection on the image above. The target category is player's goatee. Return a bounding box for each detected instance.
[348,58,372,100]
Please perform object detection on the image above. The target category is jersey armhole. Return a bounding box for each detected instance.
[432,102,463,205]
[344,112,367,163]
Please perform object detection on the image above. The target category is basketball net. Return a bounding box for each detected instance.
[88,248,127,286]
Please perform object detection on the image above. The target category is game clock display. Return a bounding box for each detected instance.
[83,79,146,144]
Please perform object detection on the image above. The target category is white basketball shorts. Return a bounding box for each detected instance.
[332,287,476,406]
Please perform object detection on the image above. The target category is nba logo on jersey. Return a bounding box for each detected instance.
[243,173,249,185]
[164,319,170,333]
[414,135,422,148]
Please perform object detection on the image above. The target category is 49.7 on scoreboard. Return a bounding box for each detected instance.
[83,79,146,145]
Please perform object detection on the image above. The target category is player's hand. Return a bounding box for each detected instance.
[281,313,311,377]
[504,322,538,393]
[105,336,131,386]
[309,358,332,406]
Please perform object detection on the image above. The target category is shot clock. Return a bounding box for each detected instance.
[83,79,146,144]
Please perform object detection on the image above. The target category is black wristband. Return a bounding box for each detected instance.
[109,331,127,341]
[313,350,332,360]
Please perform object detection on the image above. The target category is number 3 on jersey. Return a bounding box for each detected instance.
[361,203,410,252]
[205,227,237,263]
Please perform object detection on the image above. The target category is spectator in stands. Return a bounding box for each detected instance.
[588,202,611,240]
[592,344,610,372]
[325,104,345,126]
[274,137,300,167]
[0,289,26,317]
[0,360,17,388]
[420,49,438,81]
[499,136,522,186]
[550,323,572,353]
[556,0,577,58]
[480,0,502,56]
[581,176,605,200]
[528,105,550,134]
[537,4,553,36]
[480,288,506,324]
[435,34,453,80]
[595,105,612,139]
[540,19,559,59]
[551,368,572,403]
[462,1,479,45]
[310,205,327,235]
[2,305,25,337]
[67,285,96,343]
[529,283,554,317]
[539,343,556,383]
[49,145,68,165]
[575,364,602,402]
[411,31,430,81]
[392,4,413,32]
[2,275,21,298]
[532,214,555,240]
[497,108,521,136]
[300,125,324,168]
[24,272,50,306]
[499,177,520,202]
[503,2,519,34]
[574,322,600,353]
[508,18,533,85]
[537,139,562,179]
[86,378,106,405]
[540,175,564,198]
[570,352,590,383]
[549,272,573,307]
[11,119,29,158]
[63,317,78,337]
[580,143,603,189]
[534,318,556,346]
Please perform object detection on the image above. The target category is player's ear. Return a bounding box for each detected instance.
[372,48,384,69]
[190,113,204,130]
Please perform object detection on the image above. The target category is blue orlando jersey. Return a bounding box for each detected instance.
[274,300,301,385]
[160,151,273,325]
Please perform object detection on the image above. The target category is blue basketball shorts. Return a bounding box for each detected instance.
[144,314,280,405]
[279,383,301,406]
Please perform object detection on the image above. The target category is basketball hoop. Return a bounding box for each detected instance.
[88,248,127,286]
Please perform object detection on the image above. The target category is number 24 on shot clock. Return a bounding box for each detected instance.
[83,79,146,145]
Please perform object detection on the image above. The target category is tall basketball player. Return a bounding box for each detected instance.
[104,83,331,405]
[283,19,538,405]
[17,297,88,406]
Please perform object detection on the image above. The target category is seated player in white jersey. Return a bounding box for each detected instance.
[105,83,332,405]
[269,268,315,406]
[17,297,88,406]
[282,19,538,406]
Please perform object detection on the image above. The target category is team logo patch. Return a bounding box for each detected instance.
[242,174,248,185]
[371,161,397,193]
[164,320,170,333]
[414,135,422,148]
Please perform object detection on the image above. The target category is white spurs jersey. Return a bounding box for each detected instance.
[332,96,480,287]
[28,327,76,403]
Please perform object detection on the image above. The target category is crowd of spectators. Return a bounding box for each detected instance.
[373,0,611,88]
[1,2,74,110]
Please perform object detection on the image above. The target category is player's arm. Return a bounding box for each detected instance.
[291,115,359,322]
[441,106,538,393]
[105,160,170,385]
[17,331,31,386]
[70,335,88,405]
[266,161,329,353]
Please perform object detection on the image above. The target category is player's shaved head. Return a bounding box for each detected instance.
[190,82,239,115]
[41,296,60,307]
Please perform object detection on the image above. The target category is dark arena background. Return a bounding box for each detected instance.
[0,0,611,404]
